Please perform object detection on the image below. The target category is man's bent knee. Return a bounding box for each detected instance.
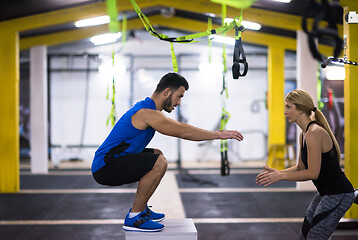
[153,154,168,173]
[154,148,163,155]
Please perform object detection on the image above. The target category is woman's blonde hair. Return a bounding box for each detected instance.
[285,89,341,161]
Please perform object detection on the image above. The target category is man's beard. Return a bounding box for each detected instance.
[163,93,173,113]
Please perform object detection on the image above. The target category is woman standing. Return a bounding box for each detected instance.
[256,89,357,240]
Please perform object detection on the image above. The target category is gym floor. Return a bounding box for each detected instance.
[0,160,357,240]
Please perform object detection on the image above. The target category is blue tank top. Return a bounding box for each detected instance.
[91,97,157,173]
[301,121,353,195]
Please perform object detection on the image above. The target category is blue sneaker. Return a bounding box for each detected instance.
[146,205,165,222]
[123,209,164,232]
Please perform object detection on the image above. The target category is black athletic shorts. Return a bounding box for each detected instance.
[92,148,159,186]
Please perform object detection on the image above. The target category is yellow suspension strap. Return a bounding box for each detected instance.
[107,14,127,126]
[105,0,121,126]
[130,0,240,72]
[220,4,230,176]
[211,0,257,9]
[220,109,231,176]
[208,17,212,64]
[130,0,237,42]
[122,13,127,47]
[106,0,119,33]
[130,0,187,72]
[317,66,324,110]
[106,50,117,126]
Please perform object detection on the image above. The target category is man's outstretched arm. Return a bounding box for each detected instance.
[141,109,243,141]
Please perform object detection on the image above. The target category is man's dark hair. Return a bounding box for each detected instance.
[154,73,189,93]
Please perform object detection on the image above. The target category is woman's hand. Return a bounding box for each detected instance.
[255,166,282,187]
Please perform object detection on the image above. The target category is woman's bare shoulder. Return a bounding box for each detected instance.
[306,123,329,140]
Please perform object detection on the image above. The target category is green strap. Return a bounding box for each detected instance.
[317,65,324,110]
[104,2,127,126]
[221,4,228,97]
[220,110,230,151]
[223,43,227,72]
[122,13,127,46]
[220,4,229,155]
[106,0,119,33]
[220,109,230,131]
[130,0,241,42]
[235,10,243,39]
[130,0,172,40]
[175,21,237,42]
[208,17,212,64]
[105,0,118,126]
[106,49,117,126]
[221,141,228,155]
[131,0,180,71]
[222,4,227,75]
[170,42,178,73]
[210,0,257,9]
[106,79,109,100]
[130,0,243,72]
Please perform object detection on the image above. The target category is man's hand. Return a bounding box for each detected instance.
[217,130,244,141]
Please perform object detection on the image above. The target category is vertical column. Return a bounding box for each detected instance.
[30,46,48,174]
[0,27,20,193]
[296,30,317,191]
[296,31,318,102]
[343,6,358,219]
[267,44,286,170]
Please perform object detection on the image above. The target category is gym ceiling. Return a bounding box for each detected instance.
[0,0,348,54]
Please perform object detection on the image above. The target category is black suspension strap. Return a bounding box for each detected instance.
[302,0,343,63]
[232,25,248,79]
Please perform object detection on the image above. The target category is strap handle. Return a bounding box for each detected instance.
[302,0,343,62]
[232,30,248,79]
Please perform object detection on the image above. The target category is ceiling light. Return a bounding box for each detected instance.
[99,60,126,75]
[205,13,216,18]
[224,18,261,31]
[326,66,345,80]
[242,20,261,30]
[272,0,292,3]
[75,15,110,28]
[211,35,235,45]
[90,32,122,45]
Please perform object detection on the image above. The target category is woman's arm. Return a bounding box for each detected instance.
[280,132,306,172]
[256,132,302,185]
[281,132,321,180]
[256,131,322,186]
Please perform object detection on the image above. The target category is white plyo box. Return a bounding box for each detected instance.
[125,219,197,240]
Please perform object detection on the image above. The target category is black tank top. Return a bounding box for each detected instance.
[301,121,353,196]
